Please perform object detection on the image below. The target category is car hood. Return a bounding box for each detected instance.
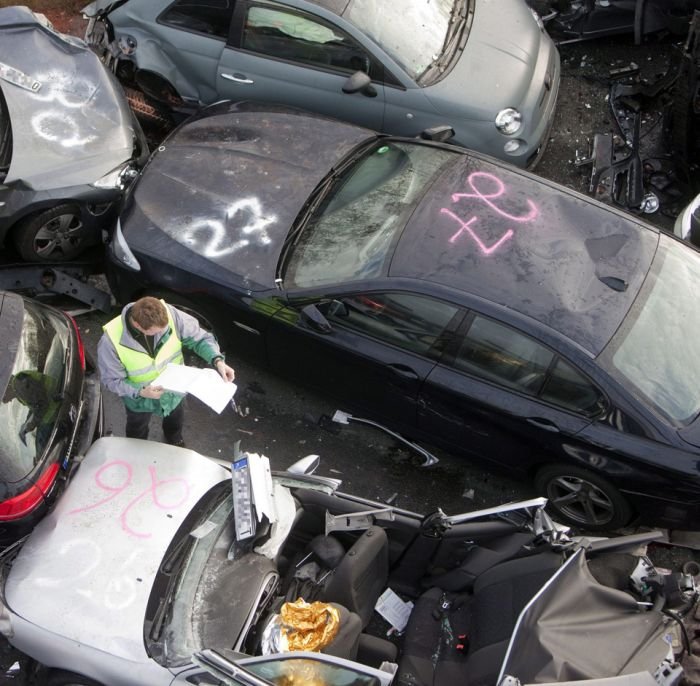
[122,103,372,291]
[0,6,135,190]
[424,0,543,120]
[4,437,229,662]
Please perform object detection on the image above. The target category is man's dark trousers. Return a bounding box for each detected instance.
[125,401,185,445]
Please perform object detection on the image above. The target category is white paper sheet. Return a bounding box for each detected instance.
[153,363,237,414]
[375,587,414,631]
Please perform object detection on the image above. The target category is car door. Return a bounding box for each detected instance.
[418,313,601,472]
[266,291,463,429]
[217,1,385,130]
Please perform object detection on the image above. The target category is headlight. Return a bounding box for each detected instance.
[110,218,141,271]
[93,163,136,190]
[495,108,523,135]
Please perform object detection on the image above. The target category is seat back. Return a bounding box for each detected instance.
[322,526,389,628]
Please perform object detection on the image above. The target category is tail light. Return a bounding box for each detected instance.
[67,314,86,371]
[0,463,60,521]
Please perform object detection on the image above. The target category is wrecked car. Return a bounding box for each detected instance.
[529,0,700,43]
[82,0,560,168]
[0,436,696,686]
[0,290,102,547]
[105,101,700,532]
[0,6,148,262]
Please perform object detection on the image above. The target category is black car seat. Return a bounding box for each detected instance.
[285,526,389,629]
[319,603,363,661]
[397,551,563,686]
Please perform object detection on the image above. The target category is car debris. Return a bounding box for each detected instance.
[529,0,700,44]
[329,410,439,468]
[576,10,700,218]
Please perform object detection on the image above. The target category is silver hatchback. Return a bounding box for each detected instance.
[83,0,560,168]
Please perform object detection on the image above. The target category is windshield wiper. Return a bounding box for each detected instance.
[419,0,468,82]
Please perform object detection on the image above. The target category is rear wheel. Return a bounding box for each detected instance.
[14,204,87,262]
[534,464,633,531]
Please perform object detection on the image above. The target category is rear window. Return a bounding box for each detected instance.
[0,300,70,480]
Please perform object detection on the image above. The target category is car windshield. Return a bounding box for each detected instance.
[284,141,456,288]
[0,299,69,478]
[602,237,700,423]
[344,0,463,81]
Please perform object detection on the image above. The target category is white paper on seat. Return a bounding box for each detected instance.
[153,363,237,414]
[375,588,414,631]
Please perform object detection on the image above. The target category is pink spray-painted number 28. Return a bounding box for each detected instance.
[68,460,190,539]
[441,171,539,255]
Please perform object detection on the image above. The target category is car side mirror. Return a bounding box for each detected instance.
[287,454,320,475]
[420,125,455,142]
[300,304,332,333]
[342,70,377,97]
[326,299,349,317]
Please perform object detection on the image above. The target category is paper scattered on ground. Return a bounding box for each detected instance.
[375,587,414,632]
[154,363,236,414]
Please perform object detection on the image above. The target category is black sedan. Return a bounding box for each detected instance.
[106,101,700,532]
[0,291,103,545]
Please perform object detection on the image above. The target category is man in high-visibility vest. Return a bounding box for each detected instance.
[97,296,235,447]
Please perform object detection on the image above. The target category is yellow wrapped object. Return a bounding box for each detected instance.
[279,598,340,652]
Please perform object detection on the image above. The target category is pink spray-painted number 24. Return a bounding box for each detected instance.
[441,171,538,255]
[68,460,190,539]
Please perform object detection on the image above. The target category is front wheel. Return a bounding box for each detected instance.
[14,204,88,262]
[534,464,633,531]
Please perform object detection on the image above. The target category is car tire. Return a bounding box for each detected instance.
[46,670,104,686]
[534,464,633,531]
[14,204,87,262]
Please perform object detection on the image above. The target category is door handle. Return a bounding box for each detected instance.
[221,73,254,84]
[526,417,560,433]
[387,363,419,380]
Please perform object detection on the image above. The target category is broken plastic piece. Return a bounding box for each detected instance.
[331,410,439,467]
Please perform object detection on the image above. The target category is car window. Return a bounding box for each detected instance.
[0,85,11,183]
[285,141,456,288]
[455,316,554,394]
[160,0,235,39]
[243,656,381,685]
[0,300,69,478]
[243,5,371,73]
[540,359,604,416]
[326,293,459,357]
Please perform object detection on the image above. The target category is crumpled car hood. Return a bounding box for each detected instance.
[0,6,135,190]
[4,437,228,662]
[424,0,543,120]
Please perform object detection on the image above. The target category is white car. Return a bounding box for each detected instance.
[0,437,695,686]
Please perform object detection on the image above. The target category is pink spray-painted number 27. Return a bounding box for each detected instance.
[68,460,190,539]
[441,171,538,255]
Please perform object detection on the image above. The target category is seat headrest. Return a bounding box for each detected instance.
[309,534,345,569]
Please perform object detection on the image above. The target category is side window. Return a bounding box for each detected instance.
[540,359,604,416]
[160,0,234,39]
[325,293,459,356]
[243,5,372,73]
[455,316,553,394]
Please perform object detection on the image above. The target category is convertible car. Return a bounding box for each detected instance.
[0,437,696,686]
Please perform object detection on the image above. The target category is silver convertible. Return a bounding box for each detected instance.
[82,0,560,168]
[0,437,697,686]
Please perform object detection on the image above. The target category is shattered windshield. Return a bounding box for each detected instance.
[284,141,456,288]
[602,236,700,423]
[344,0,463,81]
[0,300,69,477]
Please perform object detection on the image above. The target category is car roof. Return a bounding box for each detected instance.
[391,153,660,356]
[307,0,351,14]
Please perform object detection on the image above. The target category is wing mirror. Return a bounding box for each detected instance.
[342,70,377,97]
[300,304,332,333]
[420,125,455,142]
[287,454,320,475]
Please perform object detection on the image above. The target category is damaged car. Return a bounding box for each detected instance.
[0,6,148,262]
[528,0,700,44]
[106,102,700,532]
[82,0,560,168]
[0,436,697,686]
[0,291,103,547]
